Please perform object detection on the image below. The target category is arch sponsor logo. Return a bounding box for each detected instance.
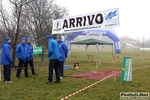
[53,21,61,31]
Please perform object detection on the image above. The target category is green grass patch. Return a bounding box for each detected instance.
[0,48,150,100]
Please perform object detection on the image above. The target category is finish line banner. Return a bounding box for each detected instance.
[121,57,132,82]
[52,8,119,34]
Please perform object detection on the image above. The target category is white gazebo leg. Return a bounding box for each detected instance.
[82,45,89,61]
[70,44,72,62]
[96,44,101,65]
[67,50,71,63]
[67,44,72,63]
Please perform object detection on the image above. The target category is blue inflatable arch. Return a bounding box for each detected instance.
[64,30,121,53]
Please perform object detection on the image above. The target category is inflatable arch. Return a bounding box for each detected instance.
[64,30,121,53]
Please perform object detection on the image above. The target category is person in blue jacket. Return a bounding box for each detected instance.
[16,37,29,78]
[1,37,13,83]
[26,38,37,75]
[56,36,68,79]
[46,35,60,84]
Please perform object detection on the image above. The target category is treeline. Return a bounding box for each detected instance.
[138,38,150,48]
[0,0,68,65]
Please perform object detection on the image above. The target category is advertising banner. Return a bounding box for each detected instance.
[33,46,42,55]
[121,57,132,82]
[52,8,119,34]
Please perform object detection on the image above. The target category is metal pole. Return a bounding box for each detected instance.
[70,44,72,62]
[96,44,101,65]
[82,45,89,61]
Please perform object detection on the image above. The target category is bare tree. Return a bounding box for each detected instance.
[136,38,140,51]
[0,0,34,66]
[25,0,68,60]
[142,35,145,52]
[147,38,150,48]
[0,0,68,64]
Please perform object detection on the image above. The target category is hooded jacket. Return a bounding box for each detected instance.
[16,43,29,62]
[58,41,68,61]
[48,38,59,60]
[1,42,13,65]
[26,43,33,60]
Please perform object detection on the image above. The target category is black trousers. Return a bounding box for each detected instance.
[48,59,60,82]
[58,61,64,77]
[27,59,35,74]
[3,65,11,81]
[16,59,28,77]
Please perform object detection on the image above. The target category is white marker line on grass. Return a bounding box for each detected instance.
[61,66,150,100]
[61,73,115,100]
[133,66,150,70]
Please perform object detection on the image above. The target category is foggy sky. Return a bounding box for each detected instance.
[2,0,150,41]
[56,0,150,40]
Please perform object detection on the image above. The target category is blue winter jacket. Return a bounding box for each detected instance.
[16,43,29,62]
[1,42,13,65]
[26,43,33,60]
[48,38,59,60]
[58,41,68,61]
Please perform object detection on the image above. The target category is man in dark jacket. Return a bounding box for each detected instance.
[56,36,68,79]
[1,37,13,83]
[16,37,29,78]
[46,35,60,84]
[26,38,36,75]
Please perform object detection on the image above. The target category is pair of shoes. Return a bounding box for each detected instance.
[46,82,53,84]
[8,81,14,83]
[60,77,63,79]
[5,81,14,83]
[54,81,61,83]
[32,73,37,75]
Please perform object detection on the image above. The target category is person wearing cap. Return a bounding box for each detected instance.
[1,37,13,83]
[56,36,68,79]
[16,37,29,78]
[26,37,37,75]
[46,35,60,84]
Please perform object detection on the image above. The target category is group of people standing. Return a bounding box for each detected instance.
[46,35,68,84]
[0,34,68,84]
[16,37,37,78]
[1,37,36,83]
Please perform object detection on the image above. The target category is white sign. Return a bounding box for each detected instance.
[52,8,119,34]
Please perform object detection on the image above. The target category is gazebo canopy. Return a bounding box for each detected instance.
[71,38,113,45]
[70,38,114,65]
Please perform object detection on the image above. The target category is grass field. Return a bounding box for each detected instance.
[0,48,150,100]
